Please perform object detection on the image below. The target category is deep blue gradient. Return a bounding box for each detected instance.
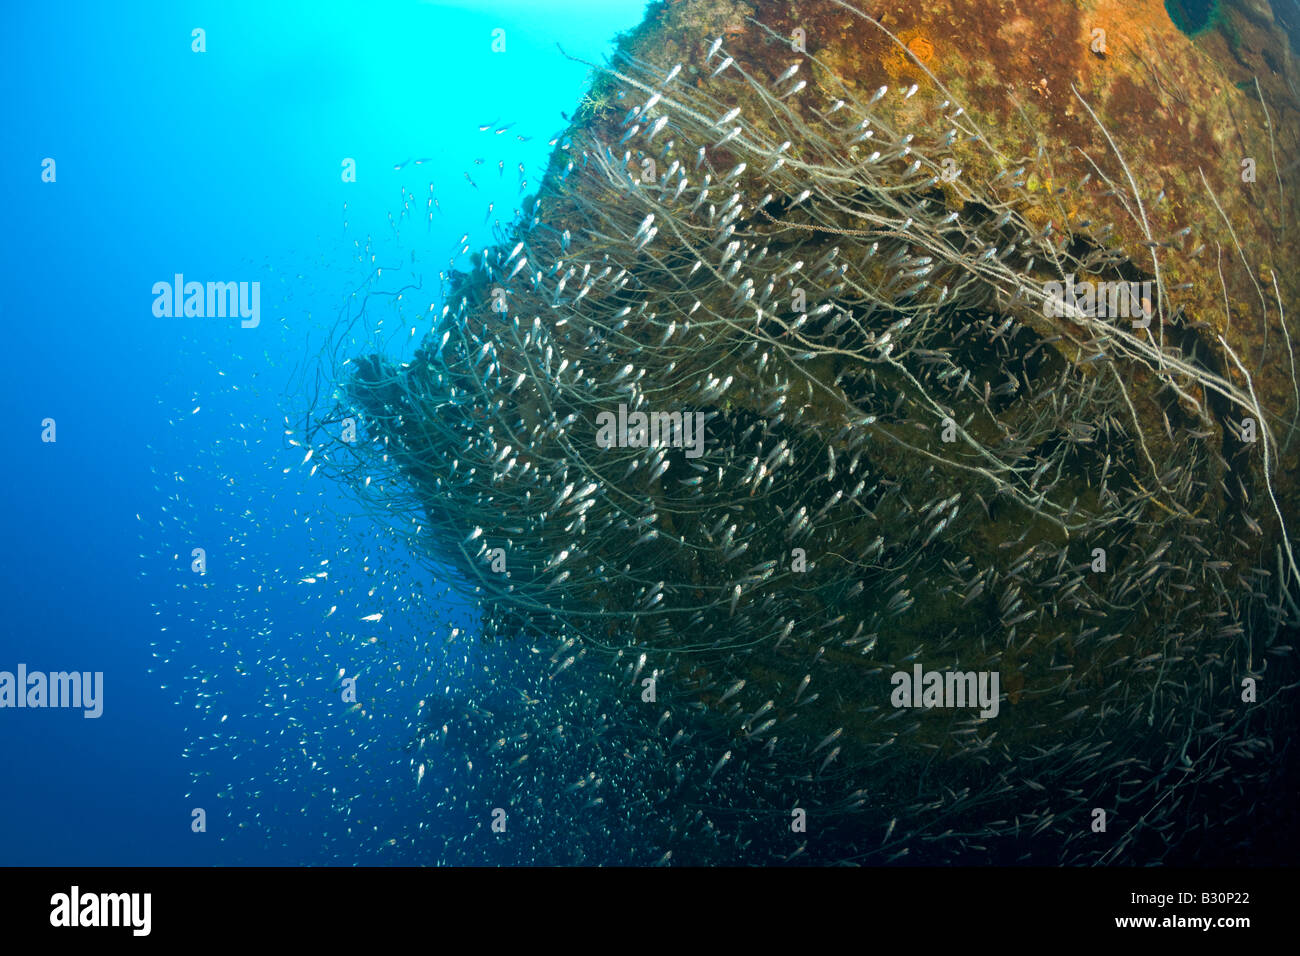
[0,0,648,866]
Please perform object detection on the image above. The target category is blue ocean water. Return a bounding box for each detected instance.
[0,0,649,866]
[4,0,1299,876]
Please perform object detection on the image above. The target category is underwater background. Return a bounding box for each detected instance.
[3,0,1299,867]
[0,0,648,866]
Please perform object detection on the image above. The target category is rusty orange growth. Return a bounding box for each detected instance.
[881,28,934,81]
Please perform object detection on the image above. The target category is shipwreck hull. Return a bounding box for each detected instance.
[331,0,1300,863]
